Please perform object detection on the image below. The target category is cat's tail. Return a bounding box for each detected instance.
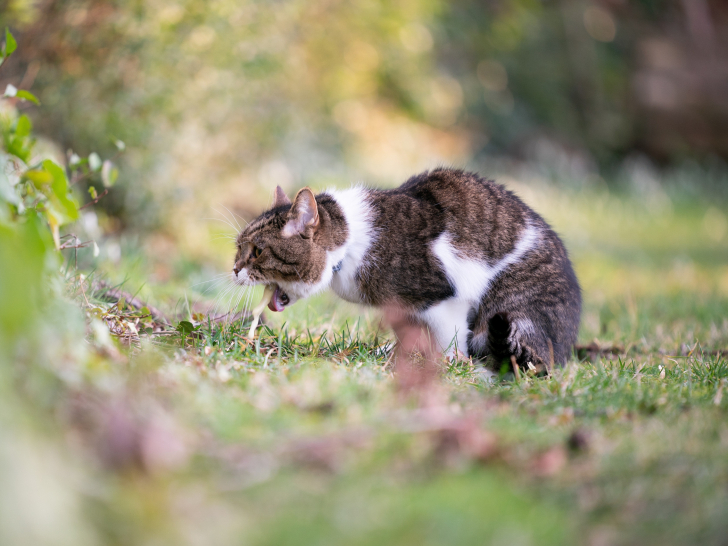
[486,312,544,368]
[485,312,512,361]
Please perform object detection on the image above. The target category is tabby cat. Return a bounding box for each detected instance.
[232,168,581,366]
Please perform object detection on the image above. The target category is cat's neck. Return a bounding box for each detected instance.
[326,187,376,303]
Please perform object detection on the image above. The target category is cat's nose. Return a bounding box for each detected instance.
[233,265,241,275]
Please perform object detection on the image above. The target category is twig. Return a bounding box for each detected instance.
[59,239,94,250]
[58,233,93,268]
[79,188,109,210]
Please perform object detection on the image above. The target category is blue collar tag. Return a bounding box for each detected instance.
[332,260,343,273]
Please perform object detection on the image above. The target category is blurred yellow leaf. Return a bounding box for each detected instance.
[24,169,53,185]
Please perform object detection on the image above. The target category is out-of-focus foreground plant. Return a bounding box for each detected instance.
[1,27,65,357]
[0,27,118,354]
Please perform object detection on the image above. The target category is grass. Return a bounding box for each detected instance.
[2,181,728,546]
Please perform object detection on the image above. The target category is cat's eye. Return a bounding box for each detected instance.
[253,246,263,259]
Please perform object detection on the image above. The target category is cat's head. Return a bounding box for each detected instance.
[232,186,335,312]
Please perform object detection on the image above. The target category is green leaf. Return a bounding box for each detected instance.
[6,135,33,163]
[15,115,32,137]
[0,210,57,338]
[24,169,53,185]
[16,90,40,105]
[2,112,34,164]
[117,297,126,311]
[176,320,196,335]
[42,159,79,225]
[88,186,98,199]
[4,28,17,57]
[101,160,118,187]
[88,307,105,319]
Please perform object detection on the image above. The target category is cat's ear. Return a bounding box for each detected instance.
[282,187,319,237]
[273,185,292,207]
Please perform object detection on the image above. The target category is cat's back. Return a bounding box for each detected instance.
[368,167,534,261]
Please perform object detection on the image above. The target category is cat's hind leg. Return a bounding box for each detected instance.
[469,311,548,369]
[419,299,472,358]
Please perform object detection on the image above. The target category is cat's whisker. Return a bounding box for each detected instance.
[240,289,253,321]
[244,288,254,315]
[189,273,230,289]
[221,284,237,303]
[230,284,247,314]
[189,284,232,321]
[211,206,243,234]
[204,216,239,235]
[192,279,232,304]
[204,217,237,232]
[232,288,247,323]
[220,207,241,233]
[220,290,235,326]
[240,289,254,323]
[220,204,247,230]
[210,283,237,321]
[226,286,243,322]
[198,283,232,302]
[238,288,249,315]
[228,291,241,322]
[190,277,229,290]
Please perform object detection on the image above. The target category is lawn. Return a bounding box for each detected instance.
[2,179,727,546]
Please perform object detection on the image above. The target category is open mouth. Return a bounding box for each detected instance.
[267,285,290,312]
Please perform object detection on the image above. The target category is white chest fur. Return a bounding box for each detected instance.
[327,187,376,304]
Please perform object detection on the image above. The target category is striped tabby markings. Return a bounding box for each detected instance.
[276,245,348,305]
[421,222,541,356]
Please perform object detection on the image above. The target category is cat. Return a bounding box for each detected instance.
[232,167,581,367]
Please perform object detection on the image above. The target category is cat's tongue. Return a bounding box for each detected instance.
[267,286,286,312]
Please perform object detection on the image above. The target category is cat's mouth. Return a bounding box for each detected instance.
[267,285,290,312]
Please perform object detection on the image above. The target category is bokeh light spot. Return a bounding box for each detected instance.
[584,6,616,43]
[399,23,433,53]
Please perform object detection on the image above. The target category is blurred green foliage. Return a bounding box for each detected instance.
[2,0,727,233]
[0,27,120,356]
[0,210,52,348]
